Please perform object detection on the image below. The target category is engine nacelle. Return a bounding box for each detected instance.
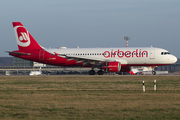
[103,62,121,72]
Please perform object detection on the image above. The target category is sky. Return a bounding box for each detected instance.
[1,0,180,58]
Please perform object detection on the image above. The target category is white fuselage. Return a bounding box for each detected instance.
[45,47,177,66]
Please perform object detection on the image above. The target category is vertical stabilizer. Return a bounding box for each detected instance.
[12,22,42,50]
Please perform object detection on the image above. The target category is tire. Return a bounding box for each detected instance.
[97,70,104,75]
[152,71,156,75]
[89,70,95,75]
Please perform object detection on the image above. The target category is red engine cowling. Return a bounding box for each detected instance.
[103,62,121,72]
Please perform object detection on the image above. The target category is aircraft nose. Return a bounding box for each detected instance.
[171,55,177,64]
[174,56,177,63]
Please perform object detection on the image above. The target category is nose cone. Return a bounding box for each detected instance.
[171,55,177,64]
[173,56,177,63]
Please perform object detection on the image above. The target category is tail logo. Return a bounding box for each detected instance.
[14,26,30,47]
[19,32,29,43]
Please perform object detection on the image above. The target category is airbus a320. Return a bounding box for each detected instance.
[7,22,177,75]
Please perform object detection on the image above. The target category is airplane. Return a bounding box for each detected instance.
[7,22,177,75]
[29,66,42,76]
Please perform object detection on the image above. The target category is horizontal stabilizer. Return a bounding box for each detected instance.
[6,51,31,55]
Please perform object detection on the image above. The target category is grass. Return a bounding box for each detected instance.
[0,75,180,120]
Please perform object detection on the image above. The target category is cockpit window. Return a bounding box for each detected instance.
[161,52,170,55]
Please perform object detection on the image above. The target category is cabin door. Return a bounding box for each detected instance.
[149,49,155,59]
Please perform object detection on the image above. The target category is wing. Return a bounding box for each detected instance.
[58,54,125,65]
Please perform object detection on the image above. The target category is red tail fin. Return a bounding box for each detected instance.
[12,22,42,50]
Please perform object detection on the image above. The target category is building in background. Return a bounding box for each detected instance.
[13,57,33,67]
[0,57,13,66]
[14,58,47,67]
[33,62,46,67]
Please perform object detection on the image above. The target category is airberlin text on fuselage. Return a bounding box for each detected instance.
[103,49,148,58]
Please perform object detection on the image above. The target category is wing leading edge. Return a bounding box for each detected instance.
[58,54,127,66]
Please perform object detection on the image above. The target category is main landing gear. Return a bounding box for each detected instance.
[97,70,104,75]
[89,70,95,75]
[89,70,104,75]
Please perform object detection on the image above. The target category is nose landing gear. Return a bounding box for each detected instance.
[151,66,156,75]
[152,71,156,75]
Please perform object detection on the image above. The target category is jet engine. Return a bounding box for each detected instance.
[103,62,121,72]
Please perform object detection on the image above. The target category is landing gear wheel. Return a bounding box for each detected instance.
[97,70,104,75]
[89,70,95,75]
[152,71,156,75]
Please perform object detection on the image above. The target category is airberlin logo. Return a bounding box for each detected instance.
[14,26,30,47]
[19,32,29,43]
[103,49,148,58]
